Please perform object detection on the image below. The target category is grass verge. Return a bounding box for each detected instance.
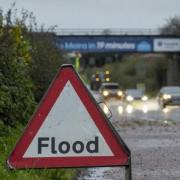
[0,122,77,180]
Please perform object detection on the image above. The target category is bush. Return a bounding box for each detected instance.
[0,9,35,126]
[28,32,65,102]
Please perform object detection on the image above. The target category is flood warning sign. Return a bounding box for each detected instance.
[7,65,129,169]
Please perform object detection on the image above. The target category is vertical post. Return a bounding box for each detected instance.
[75,53,81,71]
[75,56,80,71]
[125,158,132,180]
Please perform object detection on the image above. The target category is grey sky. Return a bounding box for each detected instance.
[0,0,180,29]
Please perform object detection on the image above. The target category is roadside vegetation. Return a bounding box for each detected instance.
[85,54,167,95]
[104,55,167,94]
[0,7,74,180]
[0,123,76,180]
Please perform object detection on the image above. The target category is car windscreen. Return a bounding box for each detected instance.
[161,87,180,94]
[126,90,143,96]
[103,85,119,89]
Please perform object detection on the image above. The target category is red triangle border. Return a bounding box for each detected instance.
[7,65,130,169]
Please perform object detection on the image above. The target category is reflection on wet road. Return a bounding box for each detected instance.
[106,98,180,122]
[77,95,180,180]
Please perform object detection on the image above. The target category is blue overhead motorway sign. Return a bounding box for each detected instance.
[56,36,153,52]
[56,36,180,53]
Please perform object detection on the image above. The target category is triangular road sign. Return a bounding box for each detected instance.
[7,65,130,169]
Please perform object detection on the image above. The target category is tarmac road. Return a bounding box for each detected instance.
[77,97,180,180]
[105,98,180,123]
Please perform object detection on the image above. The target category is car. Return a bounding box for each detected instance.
[125,89,148,102]
[99,82,123,99]
[90,74,101,91]
[158,86,180,108]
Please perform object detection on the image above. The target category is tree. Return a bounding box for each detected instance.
[0,9,35,126]
[160,16,180,86]
[160,16,180,35]
[28,32,65,101]
[9,7,66,102]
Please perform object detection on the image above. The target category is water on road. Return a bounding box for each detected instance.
[77,97,180,180]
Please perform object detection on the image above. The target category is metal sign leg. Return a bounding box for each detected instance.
[125,158,132,180]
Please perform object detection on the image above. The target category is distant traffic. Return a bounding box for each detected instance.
[89,71,180,119]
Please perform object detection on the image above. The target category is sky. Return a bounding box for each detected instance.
[0,0,180,29]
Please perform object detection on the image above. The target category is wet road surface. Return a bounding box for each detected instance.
[107,98,180,122]
[77,97,180,180]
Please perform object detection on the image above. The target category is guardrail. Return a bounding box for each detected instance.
[54,28,161,36]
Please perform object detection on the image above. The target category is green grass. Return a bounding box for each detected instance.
[0,122,77,180]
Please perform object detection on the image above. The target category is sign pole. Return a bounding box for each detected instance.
[125,158,132,180]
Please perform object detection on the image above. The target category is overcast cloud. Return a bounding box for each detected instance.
[0,0,180,29]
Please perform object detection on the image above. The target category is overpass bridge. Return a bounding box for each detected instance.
[54,28,180,86]
[55,28,180,53]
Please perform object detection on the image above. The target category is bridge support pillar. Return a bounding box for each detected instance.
[167,54,180,86]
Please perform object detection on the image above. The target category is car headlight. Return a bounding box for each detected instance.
[95,78,100,82]
[163,94,171,100]
[126,95,134,101]
[103,90,109,96]
[105,78,110,82]
[142,96,148,101]
[117,91,123,96]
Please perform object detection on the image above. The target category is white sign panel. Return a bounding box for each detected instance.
[23,81,113,158]
[154,38,180,52]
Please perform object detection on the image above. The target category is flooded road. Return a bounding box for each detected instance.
[107,98,180,122]
[77,98,180,180]
[77,121,180,180]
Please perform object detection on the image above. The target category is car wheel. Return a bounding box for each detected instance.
[162,103,166,108]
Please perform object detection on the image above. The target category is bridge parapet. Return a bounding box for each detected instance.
[55,28,160,36]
